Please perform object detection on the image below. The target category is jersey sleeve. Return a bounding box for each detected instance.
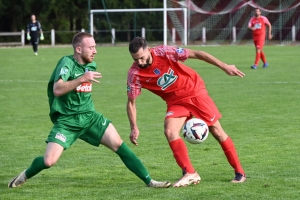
[54,57,73,82]
[37,21,42,31]
[154,45,189,62]
[262,16,270,25]
[127,67,142,99]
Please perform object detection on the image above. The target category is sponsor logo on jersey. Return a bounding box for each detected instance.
[55,132,66,143]
[176,47,184,54]
[254,23,262,29]
[31,26,37,31]
[75,83,92,92]
[59,68,68,75]
[166,111,174,116]
[157,68,178,90]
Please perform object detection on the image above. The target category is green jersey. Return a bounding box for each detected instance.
[47,55,97,123]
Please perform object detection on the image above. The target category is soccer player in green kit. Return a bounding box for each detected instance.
[8,32,170,188]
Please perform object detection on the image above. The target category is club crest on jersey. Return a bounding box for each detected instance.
[157,68,178,90]
[153,68,160,75]
[176,47,184,54]
[75,82,92,92]
[59,68,68,75]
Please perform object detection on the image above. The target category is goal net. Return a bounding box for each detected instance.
[169,0,300,45]
[90,8,187,45]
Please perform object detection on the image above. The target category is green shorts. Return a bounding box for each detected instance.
[46,111,111,150]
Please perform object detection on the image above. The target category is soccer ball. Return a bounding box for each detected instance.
[182,118,209,144]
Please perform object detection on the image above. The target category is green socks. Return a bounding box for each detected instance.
[24,144,152,185]
[25,156,50,179]
[115,142,152,185]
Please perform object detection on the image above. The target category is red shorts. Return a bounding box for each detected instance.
[165,94,222,126]
[253,38,265,49]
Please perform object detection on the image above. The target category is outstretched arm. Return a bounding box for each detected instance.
[187,49,245,78]
[127,98,140,146]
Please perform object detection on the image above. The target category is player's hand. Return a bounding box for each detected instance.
[81,71,102,83]
[27,34,31,40]
[40,34,44,40]
[130,128,140,146]
[268,34,273,40]
[223,65,245,78]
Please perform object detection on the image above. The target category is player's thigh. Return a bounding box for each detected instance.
[79,111,112,147]
[46,122,82,150]
[100,123,123,152]
[257,40,265,50]
[253,38,264,50]
[31,36,38,44]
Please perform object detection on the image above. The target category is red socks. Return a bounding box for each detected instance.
[169,137,244,175]
[220,137,244,175]
[261,52,267,63]
[255,52,261,66]
[169,138,195,173]
[255,51,267,66]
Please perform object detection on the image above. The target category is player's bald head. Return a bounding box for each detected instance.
[129,37,148,54]
[72,32,93,49]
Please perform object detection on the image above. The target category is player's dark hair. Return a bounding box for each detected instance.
[72,32,93,48]
[129,37,148,53]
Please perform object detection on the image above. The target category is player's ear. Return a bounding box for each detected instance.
[76,46,81,54]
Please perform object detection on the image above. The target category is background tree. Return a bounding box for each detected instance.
[0,0,164,43]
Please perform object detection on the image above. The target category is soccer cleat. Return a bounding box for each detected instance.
[263,62,269,68]
[251,65,257,69]
[230,172,246,183]
[34,52,38,56]
[172,171,201,187]
[8,170,28,188]
[147,179,171,188]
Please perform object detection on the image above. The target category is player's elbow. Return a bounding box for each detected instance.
[53,89,62,97]
[53,87,65,97]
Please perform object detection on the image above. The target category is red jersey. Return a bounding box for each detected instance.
[248,16,270,39]
[127,45,207,104]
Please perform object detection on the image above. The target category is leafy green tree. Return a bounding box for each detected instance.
[0,0,165,43]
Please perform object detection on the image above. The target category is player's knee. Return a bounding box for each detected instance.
[164,128,179,141]
[43,158,57,167]
[209,124,228,142]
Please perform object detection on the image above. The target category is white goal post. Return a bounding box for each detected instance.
[89,7,187,45]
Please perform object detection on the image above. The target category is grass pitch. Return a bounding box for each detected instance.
[0,44,299,200]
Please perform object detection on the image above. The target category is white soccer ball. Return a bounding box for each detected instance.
[182,118,209,144]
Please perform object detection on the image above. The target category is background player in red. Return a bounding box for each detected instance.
[248,8,272,69]
[127,37,246,187]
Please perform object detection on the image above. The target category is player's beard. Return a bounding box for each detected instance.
[82,53,94,64]
[138,55,151,68]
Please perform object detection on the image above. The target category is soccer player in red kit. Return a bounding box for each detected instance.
[126,37,246,187]
[248,8,272,69]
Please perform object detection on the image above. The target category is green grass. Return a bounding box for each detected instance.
[0,44,300,200]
